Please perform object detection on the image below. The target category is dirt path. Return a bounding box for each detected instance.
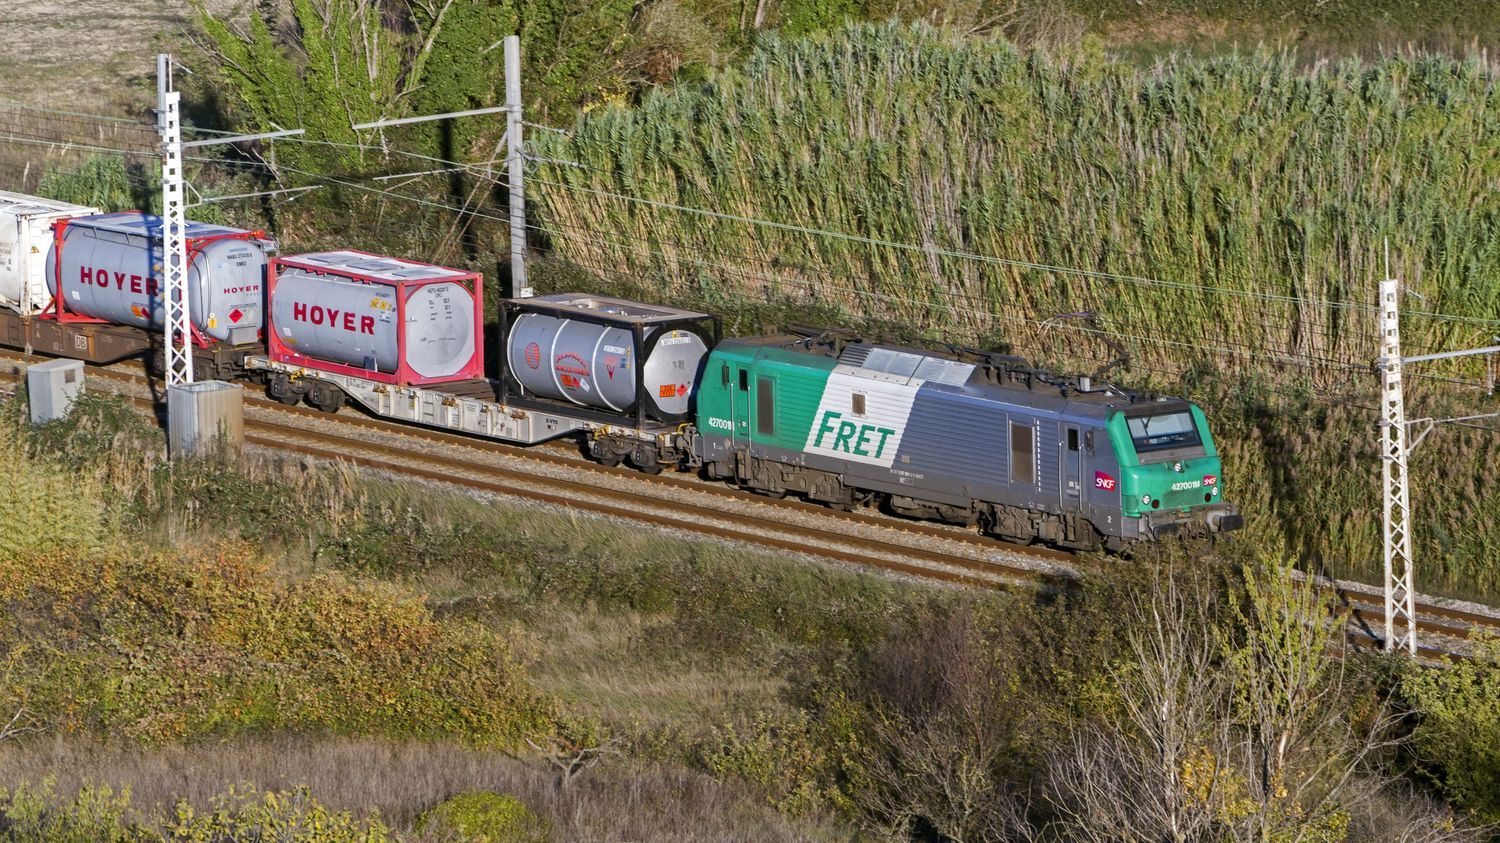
[0,0,244,110]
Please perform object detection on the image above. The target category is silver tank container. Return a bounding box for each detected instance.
[508,312,708,416]
[45,212,268,344]
[271,266,476,380]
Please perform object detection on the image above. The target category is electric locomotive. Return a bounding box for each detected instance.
[694,333,1242,550]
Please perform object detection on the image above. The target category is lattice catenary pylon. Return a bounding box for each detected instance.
[157,54,193,388]
[1378,275,1416,655]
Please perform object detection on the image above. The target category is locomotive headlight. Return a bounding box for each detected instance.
[1173,461,1184,472]
[1141,494,1152,505]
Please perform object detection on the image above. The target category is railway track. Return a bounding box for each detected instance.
[3,349,1498,659]
[0,350,1068,594]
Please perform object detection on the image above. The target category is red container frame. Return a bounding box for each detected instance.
[266,250,485,386]
[43,214,269,348]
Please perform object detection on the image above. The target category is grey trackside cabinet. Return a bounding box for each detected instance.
[168,381,244,459]
[26,358,84,424]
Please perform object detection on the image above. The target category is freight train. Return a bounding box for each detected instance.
[0,191,1242,550]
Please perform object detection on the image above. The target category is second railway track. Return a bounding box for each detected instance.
[4,349,1499,659]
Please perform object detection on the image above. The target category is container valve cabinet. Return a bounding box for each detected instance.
[267,251,484,387]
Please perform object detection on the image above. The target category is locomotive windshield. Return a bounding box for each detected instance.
[1126,410,1201,453]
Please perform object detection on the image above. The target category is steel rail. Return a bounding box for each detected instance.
[240,424,1037,590]
[1,348,1496,658]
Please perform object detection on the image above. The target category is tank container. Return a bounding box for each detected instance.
[45,212,269,344]
[505,294,716,421]
[267,251,483,386]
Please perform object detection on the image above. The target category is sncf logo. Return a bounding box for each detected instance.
[1094,471,1118,491]
[1202,474,1218,486]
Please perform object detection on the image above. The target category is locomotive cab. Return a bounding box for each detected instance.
[1106,401,1242,538]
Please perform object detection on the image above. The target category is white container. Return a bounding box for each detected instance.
[0,192,100,315]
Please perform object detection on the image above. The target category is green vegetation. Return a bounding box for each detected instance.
[0,780,391,842]
[0,424,553,747]
[2,386,1498,839]
[1401,637,1500,824]
[416,791,548,842]
[531,22,1500,379]
[0,390,890,838]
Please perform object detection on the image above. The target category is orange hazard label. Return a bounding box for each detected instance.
[659,384,677,398]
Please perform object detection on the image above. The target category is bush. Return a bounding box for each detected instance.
[1400,638,1500,824]
[415,791,549,843]
[4,542,556,746]
[21,390,161,471]
[0,778,391,841]
[0,419,107,582]
[700,710,847,816]
[0,779,138,843]
[166,785,391,841]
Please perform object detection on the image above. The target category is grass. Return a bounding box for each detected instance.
[0,735,851,840]
[0,388,964,836]
[530,22,1500,387]
[524,22,1500,600]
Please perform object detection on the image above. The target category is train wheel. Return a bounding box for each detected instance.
[304,380,344,413]
[629,445,663,474]
[267,374,304,406]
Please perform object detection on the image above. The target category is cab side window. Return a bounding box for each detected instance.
[1010,421,1035,485]
[757,377,776,436]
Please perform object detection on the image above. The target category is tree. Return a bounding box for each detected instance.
[1045,557,1411,842]
[1216,559,1396,842]
[193,0,423,173]
[1043,565,1227,843]
[842,611,1036,842]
